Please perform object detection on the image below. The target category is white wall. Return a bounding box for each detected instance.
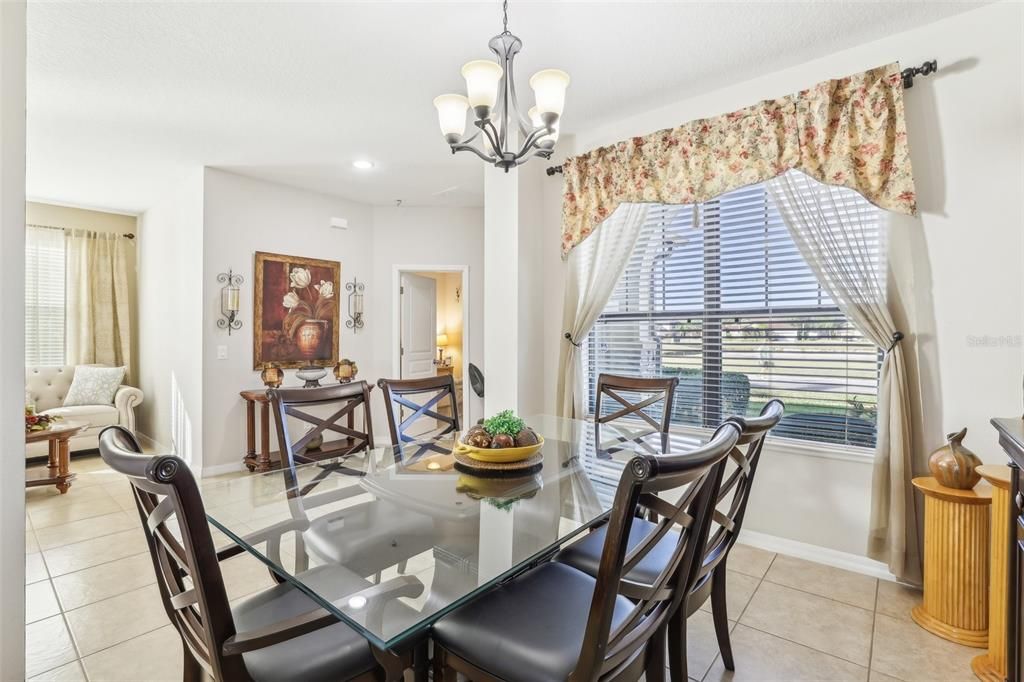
[201,169,374,472]
[0,1,26,676]
[540,2,1024,557]
[137,168,205,470]
[370,205,485,431]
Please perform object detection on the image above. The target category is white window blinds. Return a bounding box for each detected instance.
[25,225,66,366]
[586,183,881,448]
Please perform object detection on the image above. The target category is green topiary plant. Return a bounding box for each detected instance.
[483,409,525,436]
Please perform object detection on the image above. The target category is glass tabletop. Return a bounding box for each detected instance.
[199,415,702,650]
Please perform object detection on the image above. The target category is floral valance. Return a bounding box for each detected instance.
[561,62,916,257]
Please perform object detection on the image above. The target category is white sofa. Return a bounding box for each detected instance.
[25,366,144,458]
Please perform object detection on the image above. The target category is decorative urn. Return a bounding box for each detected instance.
[928,428,982,490]
[260,363,283,389]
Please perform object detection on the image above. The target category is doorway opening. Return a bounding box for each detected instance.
[392,266,470,433]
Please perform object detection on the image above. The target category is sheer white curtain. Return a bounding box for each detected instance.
[557,203,650,419]
[766,170,921,584]
[65,229,133,377]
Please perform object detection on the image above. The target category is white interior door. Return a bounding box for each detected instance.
[400,273,437,380]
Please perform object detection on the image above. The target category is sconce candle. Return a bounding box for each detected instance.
[345,278,365,330]
[217,269,244,335]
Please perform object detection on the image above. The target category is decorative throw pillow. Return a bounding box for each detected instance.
[63,366,126,407]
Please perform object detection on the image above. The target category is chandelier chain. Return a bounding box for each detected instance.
[502,0,509,34]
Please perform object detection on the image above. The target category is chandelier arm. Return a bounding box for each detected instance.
[450,141,499,163]
[511,126,550,160]
[480,120,503,158]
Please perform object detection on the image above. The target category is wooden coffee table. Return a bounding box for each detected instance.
[25,421,87,494]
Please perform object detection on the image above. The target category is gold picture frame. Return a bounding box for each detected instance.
[253,251,341,370]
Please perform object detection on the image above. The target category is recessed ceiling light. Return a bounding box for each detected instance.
[352,160,375,170]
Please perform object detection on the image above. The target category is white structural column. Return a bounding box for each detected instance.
[483,163,520,413]
[482,157,546,416]
[0,1,27,677]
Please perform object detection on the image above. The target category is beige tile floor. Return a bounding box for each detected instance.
[25,454,978,682]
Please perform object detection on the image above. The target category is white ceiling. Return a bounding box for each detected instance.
[27,1,985,215]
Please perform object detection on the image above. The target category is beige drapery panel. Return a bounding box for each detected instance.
[66,229,133,377]
[556,204,650,419]
[767,171,921,584]
[560,63,916,257]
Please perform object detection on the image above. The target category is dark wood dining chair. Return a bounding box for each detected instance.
[430,420,742,682]
[556,400,785,676]
[595,373,679,434]
[377,375,460,459]
[97,425,422,682]
[268,382,374,478]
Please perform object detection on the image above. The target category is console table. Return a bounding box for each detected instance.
[240,384,376,473]
[992,416,1024,682]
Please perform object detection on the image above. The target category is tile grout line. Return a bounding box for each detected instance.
[757,574,880,615]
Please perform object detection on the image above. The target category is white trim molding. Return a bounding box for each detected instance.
[738,529,897,583]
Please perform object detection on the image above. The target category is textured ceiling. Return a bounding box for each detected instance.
[27,1,987,214]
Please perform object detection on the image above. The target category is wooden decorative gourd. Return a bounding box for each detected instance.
[928,428,981,490]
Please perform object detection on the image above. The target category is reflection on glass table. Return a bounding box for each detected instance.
[198,415,703,650]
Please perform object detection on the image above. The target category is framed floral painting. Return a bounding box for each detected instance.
[253,251,340,369]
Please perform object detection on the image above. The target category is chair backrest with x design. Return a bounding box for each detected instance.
[570,420,741,681]
[693,399,784,594]
[377,375,460,458]
[595,373,679,435]
[268,382,375,470]
[98,426,248,680]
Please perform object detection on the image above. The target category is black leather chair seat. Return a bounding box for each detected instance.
[232,565,379,682]
[304,499,437,575]
[556,519,678,586]
[432,562,635,682]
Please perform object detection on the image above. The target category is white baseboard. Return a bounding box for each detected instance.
[201,461,246,478]
[738,529,897,583]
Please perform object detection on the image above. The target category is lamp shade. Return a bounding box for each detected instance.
[461,60,503,113]
[436,333,450,347]
[529,68,570,118]
[433,94,469,142]
[529,106,559,147]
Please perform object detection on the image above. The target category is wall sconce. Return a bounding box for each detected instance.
[345,278,365,330]
[217,269,243,335]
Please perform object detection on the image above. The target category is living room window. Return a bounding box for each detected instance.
[25,225,66,366]
[585,182,882,448]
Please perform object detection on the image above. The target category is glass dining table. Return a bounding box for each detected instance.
[197,415,703,652]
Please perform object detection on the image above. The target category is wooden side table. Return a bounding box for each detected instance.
[25,422,87,493]
[974,465,1012,680]
[912,476,992,648]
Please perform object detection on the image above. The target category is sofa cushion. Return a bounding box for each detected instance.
[63,366,125,407]
[25,366,76,413]
[41,405,119,431]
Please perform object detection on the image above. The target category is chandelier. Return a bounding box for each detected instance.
[433,0,569,172]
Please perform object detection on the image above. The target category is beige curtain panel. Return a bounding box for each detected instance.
[767,171,922,584]
[66,229,134,376]
[559,62,917,257]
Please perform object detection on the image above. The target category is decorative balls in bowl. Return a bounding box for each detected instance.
[455,410,544,463]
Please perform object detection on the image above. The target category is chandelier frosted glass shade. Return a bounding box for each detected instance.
[461,60,504,115]
[434,94,470,143]
[529,69,570,118]
[433,4,568,172]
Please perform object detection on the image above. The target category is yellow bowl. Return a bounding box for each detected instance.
[454,435,545,463]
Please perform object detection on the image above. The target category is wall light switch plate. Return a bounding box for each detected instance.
[217,345,228,360]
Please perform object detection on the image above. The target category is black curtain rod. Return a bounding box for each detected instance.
[28,222,135,239]
[546,59,938,177]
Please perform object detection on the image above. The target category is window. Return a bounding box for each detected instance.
[25,225,66,366]
[586,181,881,448]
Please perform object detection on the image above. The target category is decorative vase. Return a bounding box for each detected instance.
[334,358,358,383]
[928,428,982,490]
[295,319,327,359]
[260,363,283,388]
